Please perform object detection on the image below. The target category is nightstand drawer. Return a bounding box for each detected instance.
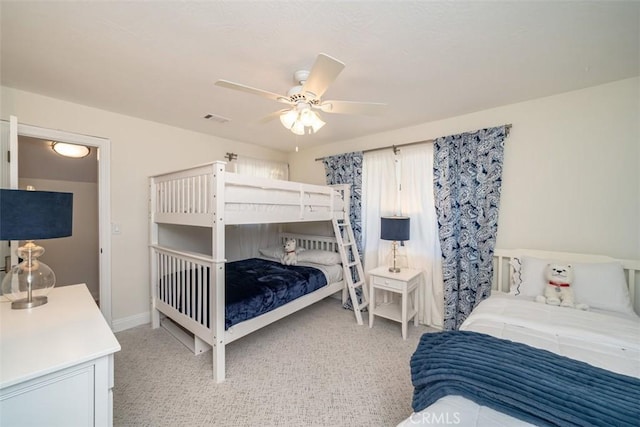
[372,275,405,291]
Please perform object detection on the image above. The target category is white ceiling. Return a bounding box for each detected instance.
[1,1,638,153]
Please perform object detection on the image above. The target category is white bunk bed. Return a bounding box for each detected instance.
[149,161,351,382]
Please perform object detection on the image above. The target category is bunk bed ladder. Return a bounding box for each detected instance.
[332,218,369,325]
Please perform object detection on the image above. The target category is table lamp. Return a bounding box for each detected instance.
[380,216,410,273]
[0,189,73,309]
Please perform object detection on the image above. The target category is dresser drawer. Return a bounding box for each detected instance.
[372,275,405,291]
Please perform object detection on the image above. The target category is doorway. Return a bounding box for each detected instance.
[19,137,100,301]
[0,117,112,326]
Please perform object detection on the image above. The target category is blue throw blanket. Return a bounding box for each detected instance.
[411,331,640,427]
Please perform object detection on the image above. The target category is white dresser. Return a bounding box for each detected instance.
[0,284,121,427]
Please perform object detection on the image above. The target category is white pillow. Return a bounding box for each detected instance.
[510,256,549,297]
[572,262,634,315]
[296,250,342,266]
[509,256,634,315]
[258,245,305,260]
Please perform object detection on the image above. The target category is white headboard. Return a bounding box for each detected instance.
[278,232,340,253]
[492,249,640,313]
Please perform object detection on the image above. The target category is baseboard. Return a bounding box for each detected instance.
[112,311,150,332]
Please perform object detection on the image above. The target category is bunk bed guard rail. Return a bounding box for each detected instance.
[149,161,350,227]
[150,246,215,342]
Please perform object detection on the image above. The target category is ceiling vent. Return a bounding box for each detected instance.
[203,113,231,123]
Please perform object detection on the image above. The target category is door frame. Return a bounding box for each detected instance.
[15,122,112,326]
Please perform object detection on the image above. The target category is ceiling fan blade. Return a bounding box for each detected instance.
[215,80,291,104]
[319,100,387,115]
[301,53,345,99]
[258,109,289,124]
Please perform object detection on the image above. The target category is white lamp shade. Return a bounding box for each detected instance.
[311,115,326,133]
[280,104,325,135]
[299,109,315,126]
[279,109,298,129]
[291,120,305,135]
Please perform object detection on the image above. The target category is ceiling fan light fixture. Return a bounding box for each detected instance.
[311,116,326,133]
[279,109,298,129]
[290,120,305,136]
[280,103,326,136]
[51,142,90,159]
[299,108,315,127]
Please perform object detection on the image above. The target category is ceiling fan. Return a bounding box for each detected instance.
[214,53,387,135]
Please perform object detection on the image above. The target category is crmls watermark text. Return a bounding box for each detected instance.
[408,411,461,425]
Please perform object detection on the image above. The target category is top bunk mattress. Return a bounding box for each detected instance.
[224,184,345,223]
[150,165,347,225]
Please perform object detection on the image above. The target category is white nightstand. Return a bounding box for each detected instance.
[368,266,422,339]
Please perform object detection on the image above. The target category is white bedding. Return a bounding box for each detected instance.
[257,256,343,285]
[298,261,343,285]
[398,294,640,427]
[225,185,345,212]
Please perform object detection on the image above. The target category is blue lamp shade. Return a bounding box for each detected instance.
[380,216,410,242]
[0,189,73,241]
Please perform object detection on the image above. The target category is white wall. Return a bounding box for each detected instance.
[289,77,640,260]
[1,86,287,327]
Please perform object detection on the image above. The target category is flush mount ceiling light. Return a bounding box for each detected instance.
[51,142,90,158]
[279,102,326,136]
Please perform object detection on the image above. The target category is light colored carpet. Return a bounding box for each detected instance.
[114,298,436,426]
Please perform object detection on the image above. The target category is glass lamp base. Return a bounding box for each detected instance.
[11,295,48,309]
[2,241,56,310]
[388,241,402,273]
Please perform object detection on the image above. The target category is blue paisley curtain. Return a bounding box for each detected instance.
[433,126,507,330]
[322,151,363,310]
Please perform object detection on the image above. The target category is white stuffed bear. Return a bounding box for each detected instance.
[281,239,298,266]
[535,263,588,310]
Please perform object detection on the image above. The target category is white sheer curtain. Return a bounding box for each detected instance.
[362,145,444,328]
[362,150,398,269]
[225,156,289,261]
[227,156,289,180]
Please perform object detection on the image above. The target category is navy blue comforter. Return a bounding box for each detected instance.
[225,258,327,329]
[160,258,328,330]
[411,331,640,427]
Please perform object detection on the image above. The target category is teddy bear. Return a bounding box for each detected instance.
[535,263,588,310]
[280,238,298,266]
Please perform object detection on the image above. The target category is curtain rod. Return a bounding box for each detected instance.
[314,123,512,162]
